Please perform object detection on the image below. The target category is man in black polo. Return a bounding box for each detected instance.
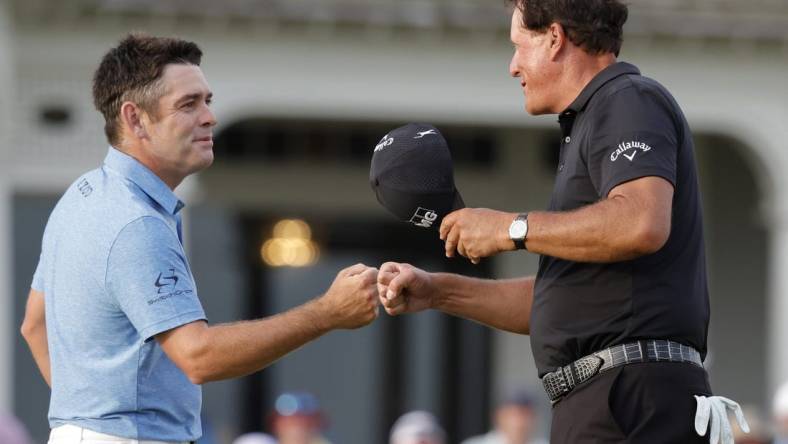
[376,0,746,442]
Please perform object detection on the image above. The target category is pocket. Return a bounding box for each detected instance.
[550,366,629,444]
[606,365,631,440]
[608,363,711,444]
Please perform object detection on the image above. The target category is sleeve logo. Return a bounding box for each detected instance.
[610,141,652,162]
[155,268,179,294]
[149,268,193,305]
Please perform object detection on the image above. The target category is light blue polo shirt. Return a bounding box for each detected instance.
[32,147,207,441]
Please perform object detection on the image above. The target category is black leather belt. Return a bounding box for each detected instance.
[541,339,703,403]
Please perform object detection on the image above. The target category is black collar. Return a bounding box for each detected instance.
[562,62,640,115]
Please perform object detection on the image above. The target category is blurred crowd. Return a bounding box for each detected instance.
[230,388,546,444]
[4,380,788,443]
[196,380,788,444]
[230,389,547,444]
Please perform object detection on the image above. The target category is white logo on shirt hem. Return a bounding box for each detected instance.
[610,141,652,162]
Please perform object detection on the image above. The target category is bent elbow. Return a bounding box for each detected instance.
[156,321,217,385]
[502,320,530,335]
[20,323,30,340]
[513,319,530,335]
[20,318,42,342]
[182,347,214,386]
[185,360,227,385]
[19,324,30,342]
[169,336,212,385]
[180,358,211,386]
[186,370,207,386]
[515,326,530,335]
[630,223,670,256]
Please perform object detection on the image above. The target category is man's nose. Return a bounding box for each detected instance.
[202,106,217,127]
[509,56,519,78]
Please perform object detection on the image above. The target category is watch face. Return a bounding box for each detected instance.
[509,220,527,239]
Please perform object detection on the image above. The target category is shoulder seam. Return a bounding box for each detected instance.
[589,75,638,108]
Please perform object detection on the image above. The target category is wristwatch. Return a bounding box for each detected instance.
[508,213,529,250]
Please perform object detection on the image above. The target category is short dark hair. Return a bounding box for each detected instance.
[508,0,628,56]
[92,33,203,146]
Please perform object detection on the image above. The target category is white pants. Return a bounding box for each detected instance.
[48,424,191,444]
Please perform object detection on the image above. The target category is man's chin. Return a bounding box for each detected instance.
[197,153,214,171]
[188,151,214,175]
[525,101,549,116]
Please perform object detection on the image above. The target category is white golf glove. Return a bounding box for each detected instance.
[694,395,750,444]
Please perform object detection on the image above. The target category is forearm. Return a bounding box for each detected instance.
[432,274,533,334]
[526,193,667,262]
[162,263,379,384]
[22,325,51,387]
[21,289,51,387]
[189,299,333,383]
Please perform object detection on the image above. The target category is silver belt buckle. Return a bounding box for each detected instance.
[542,355,603,402]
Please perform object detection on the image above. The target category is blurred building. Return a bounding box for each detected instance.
[0,0,787,443]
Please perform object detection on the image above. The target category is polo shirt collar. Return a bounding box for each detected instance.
[103,146,185,215]
[563,61,640,114]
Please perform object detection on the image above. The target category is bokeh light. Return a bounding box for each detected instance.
[261,219,319,267]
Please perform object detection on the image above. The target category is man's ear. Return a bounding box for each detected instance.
[119,101,148,140]
[548,22,567,60]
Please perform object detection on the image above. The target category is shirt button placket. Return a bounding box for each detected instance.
[558,135,570,172]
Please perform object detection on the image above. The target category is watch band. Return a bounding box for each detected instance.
[513,213,528,250]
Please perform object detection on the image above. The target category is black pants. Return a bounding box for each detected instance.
[550,362,712,444]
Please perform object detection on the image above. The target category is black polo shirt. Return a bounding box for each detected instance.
[530,62,710,376]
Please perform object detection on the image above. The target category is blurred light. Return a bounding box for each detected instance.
[275,394,299,416]
[272,219,311,239]
[274,391,321,417]
[261,219,319,267]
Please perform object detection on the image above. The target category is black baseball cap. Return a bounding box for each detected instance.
[370,123,464,230]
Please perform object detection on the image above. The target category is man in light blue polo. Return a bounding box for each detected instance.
[20,34,381,444]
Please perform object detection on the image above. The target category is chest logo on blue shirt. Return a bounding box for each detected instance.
[155,269,179,294]
[610,141,652,162]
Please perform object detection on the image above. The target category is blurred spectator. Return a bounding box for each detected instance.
[461,390,547,444]
[233,432,278,444]
[389,411,446,444]
[775,381,788,444]
[732,405,771,444]
[271,391,331,444]
[0,411,32,444]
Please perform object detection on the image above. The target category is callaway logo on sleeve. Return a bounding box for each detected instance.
[609,140,652,162]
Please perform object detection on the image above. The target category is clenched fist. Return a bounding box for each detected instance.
[377,262,436,316]
[319,263,380,329]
